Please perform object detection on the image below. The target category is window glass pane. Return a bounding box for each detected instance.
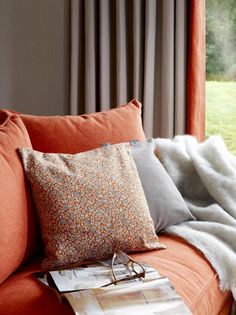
[206,0,236,154]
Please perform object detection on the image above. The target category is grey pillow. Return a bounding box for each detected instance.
[131,139,195,232]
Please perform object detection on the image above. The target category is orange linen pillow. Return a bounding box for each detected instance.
[21,99,145,153]
[0,110,40,284]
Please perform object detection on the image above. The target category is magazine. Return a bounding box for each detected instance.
[34,262,192,315]
[48,262,162,292]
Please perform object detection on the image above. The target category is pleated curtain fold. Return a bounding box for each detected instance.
[70,0,205,139]
[187,0,205,141]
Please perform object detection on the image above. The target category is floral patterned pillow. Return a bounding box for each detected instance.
[19,143,164,269]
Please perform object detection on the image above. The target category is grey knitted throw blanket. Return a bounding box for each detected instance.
[155,135,236,300]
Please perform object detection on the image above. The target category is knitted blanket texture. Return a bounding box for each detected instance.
[155,135,236,300]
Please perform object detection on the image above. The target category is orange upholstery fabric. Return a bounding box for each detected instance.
[0,110,40,284]
[0,259,74,315]
[132,235,233,315]
[21,100,145,154]
[0,235,232,315]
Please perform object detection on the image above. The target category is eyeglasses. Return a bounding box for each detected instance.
[103,251,145,286]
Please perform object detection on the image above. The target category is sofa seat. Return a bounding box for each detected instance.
[133,235,233,315]
[0,235,232,315]
[0,259,74,315]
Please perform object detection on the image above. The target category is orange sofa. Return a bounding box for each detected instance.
[0,101,233,315]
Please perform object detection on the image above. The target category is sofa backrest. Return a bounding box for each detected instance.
[20,99,145,153]
[0,100,145,282]
[0,110,41,284]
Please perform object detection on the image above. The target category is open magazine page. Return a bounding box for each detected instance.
[49,263,161,292]
[63,277,192,315]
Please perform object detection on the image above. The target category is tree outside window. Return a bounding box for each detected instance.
[206,0,236,154]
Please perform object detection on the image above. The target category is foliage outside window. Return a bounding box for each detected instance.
[206,0,236,154]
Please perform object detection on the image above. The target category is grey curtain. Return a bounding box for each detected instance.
[70,0,187,138]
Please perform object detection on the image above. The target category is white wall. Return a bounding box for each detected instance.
[0,0,69,115]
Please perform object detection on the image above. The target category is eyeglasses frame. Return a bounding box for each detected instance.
[109,250,146,285]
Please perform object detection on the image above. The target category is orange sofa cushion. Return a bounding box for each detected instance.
[132,235,233,315]
[20,99,145,153]
[0,235,232,315]
[0,110,40,284]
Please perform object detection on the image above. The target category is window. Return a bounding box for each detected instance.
[206,0,236,154]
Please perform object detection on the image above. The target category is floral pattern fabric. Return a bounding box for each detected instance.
[19,144,164,269]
